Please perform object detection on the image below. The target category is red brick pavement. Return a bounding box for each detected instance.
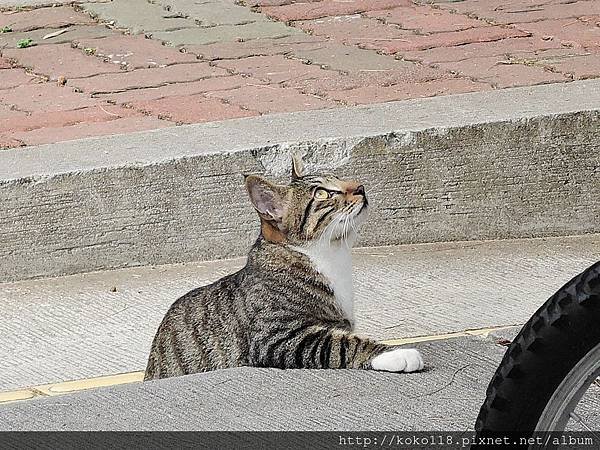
[0,0,599,149]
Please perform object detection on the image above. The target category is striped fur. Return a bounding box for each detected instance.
[144,156,423,380]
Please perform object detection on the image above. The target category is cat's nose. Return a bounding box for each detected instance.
[353,185,365,196]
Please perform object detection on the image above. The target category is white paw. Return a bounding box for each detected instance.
[371,348,424,373]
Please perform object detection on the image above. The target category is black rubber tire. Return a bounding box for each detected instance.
[474,260,600,444]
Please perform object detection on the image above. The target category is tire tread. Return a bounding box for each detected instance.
[474,261,600,436]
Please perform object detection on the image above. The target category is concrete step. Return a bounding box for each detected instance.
[1,234,598,394]
[2,81,600,282]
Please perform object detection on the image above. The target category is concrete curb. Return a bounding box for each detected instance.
[2,81,600,282]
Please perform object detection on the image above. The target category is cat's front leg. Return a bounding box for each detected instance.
[328,329,424,372]
[369,347,424,372]
[250,325,424,372]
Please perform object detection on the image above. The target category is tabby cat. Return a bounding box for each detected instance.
[144,155,424,380]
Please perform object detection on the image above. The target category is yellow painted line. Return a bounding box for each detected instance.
[0,372,144,405]
[381,324,519,346]
[0,324,519,406]
[35,371,144,396]
[0,389,37,404]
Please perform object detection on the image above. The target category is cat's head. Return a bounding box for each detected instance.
[244,155,368,246]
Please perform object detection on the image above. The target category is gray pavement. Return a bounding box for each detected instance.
[1,333,598,431]
[1,234,598,391]
[2,80,600,282]
[0,335,507,431]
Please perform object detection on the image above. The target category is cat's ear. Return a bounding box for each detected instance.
[291,153,304,180]
[245,175,287,223]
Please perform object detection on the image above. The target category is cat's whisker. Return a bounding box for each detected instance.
[325,214,338,249]
[344,214,353,250]
[338,215,345,239]
[350,215,358,236]
[333,214,342,246]
[346,214,351,242]
[319,211,338,247]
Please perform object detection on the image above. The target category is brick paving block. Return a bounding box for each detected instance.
[290,42,443,81]
[206,84,338,113]
[563,55,600,79]
[8,115,174,146]
[366,25,530,53]
[215,54,327,84]
[4,43,121,81]
[0,83,98,112]
[0,104,138,133]
[326,77,491,105]
[260,0,410,22]
[287,61,454,96]
[156,0,269,27]
[284,72,365,96]
[70,63,229,94]
[129,94,258,123]
[185,35,325,61]
[442,0,600,25]
[73,34,197,70]
[100,75,265,104]
[435,0,556,17]
[151,21,301,46]
[0,26,114,49]
[533,51,600,79]
[295,14,414,45]
[402,37,563,64]
[436,55,567,88]
[523,47,594,59]
[288,69,449,96]
[516,18,600,49]
[82,0,195,34]
[0,68,41,90]
[0,6,94,32]
[291,42,411,71]
[365,5,488,33]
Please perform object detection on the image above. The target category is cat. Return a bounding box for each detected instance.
[144,155,424,380]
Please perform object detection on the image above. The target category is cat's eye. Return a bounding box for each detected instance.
[314,188,330,200]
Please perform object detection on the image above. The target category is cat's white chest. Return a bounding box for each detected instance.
[293,243,354,323]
